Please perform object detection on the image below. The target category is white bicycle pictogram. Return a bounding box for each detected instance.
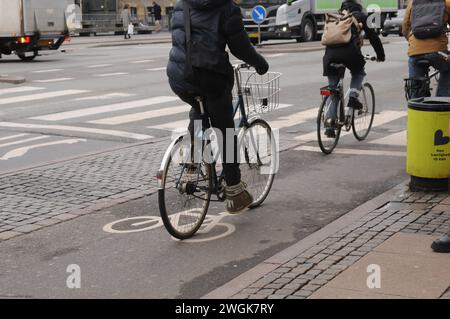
[103,211,235,243]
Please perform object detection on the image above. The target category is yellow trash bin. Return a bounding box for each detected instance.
[407,97,450,191]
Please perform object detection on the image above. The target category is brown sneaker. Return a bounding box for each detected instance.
[225,182,254,214]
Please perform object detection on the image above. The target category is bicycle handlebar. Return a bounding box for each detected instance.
[235,63,252,70]
[364,55,377,61]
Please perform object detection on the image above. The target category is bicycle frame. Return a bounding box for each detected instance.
[323,76,353,128]
[189,65,255,200]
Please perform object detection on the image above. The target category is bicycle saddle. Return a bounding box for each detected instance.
[329,63,346,70]
[416,59,431,67]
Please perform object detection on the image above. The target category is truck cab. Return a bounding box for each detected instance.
[239,0,286,44]
[0,0,70,61]
[241,0,400,44]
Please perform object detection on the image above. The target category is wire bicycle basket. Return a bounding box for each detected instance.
[234,71,282,116]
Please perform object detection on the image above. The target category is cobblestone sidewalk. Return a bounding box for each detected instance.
[0,134,296,243]
[204,186,450,299]
[0,140,168,242]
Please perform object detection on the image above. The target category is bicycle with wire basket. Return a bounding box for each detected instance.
[404,51,447,101]
[317,55,376,155]
[157,64,281,240]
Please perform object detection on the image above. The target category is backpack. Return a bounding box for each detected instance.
[321,10,363,47]
[183,0,232,95]
[411,0,446,39]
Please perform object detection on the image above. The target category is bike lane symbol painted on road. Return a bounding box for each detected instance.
[103,211,236,243]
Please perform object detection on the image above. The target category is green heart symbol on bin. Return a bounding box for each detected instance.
[434,130,450,146]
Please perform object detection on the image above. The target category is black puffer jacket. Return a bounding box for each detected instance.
[340,0,385,60]
[167,0,268,96]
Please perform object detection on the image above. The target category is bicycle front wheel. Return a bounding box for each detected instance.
[317,97,341,154]
[158,136,212,240]
[239,119,277,208]
[352,82,375,141]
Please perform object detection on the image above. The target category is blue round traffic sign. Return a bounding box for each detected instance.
[251,5,267,24]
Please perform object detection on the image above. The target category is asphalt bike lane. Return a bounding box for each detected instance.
[0,38,411,298]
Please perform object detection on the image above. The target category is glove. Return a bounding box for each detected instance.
[377,55,385,62]
[255,58,269,75]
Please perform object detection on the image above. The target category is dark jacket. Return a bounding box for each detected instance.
[339,0,385,60]
[167,0,268,96]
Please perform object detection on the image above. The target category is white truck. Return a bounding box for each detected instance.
[0,0,71,61]
[242,0,400,43]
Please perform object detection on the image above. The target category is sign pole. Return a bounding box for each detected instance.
[258,23,261,46]
[251,5,266,47]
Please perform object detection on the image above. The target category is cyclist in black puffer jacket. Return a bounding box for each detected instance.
[166,0,269,214]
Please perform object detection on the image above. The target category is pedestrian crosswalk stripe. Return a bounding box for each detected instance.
[130,60,153,64]
[0,135,49,149]
[89,104,189,125]
[33,78,74,83]
[95,73,129,77]
[295,145,406,157]
[270,107,317,129]
[74,93,134,101]
[0,133,30,142]
[144,103,294,131]
[0,90,88,105]
[294,110,407,142]
[30,96,179,121]
[148,119,190,131]
[32,69,64,73]
[146,67,166,71]
[87,64,113,68]
[0,86,44,96]
[0,122,154,140]
[369,130,406,146]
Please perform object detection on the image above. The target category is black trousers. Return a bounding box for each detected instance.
[178,91,241,186]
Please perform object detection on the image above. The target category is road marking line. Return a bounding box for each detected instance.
[0,134,30,141]
[0,138,87,161]
[95,72,129,77]
[148,119,190,132]
[146,67,166,71]
[30,96,179,121]
[264,53,287,58]
[0,122,153,140]
[74,93,134,101]
[33,78,73,83]
[86,64,113,68]
[130,60,154,64]
[32,69,64,73]
[145,104,294,131]
[0,90,88,105]
[295,145,406,157]
[294,110,407,142]
[89,104,189,125]
[270,107,317,129]
[0,86,44,96]
[0,136,49,149]
[369,130,407,146]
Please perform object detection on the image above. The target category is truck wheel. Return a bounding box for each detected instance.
[301,18,315,42]
[17,51,38,62]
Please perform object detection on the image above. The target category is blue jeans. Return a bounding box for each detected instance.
[409,52,450,98]
[325,72,365,121]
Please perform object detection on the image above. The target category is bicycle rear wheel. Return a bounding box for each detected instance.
[158,137,212,240]
[239,119,277,208]
[317,97,341,154]
[352,82,375,141]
